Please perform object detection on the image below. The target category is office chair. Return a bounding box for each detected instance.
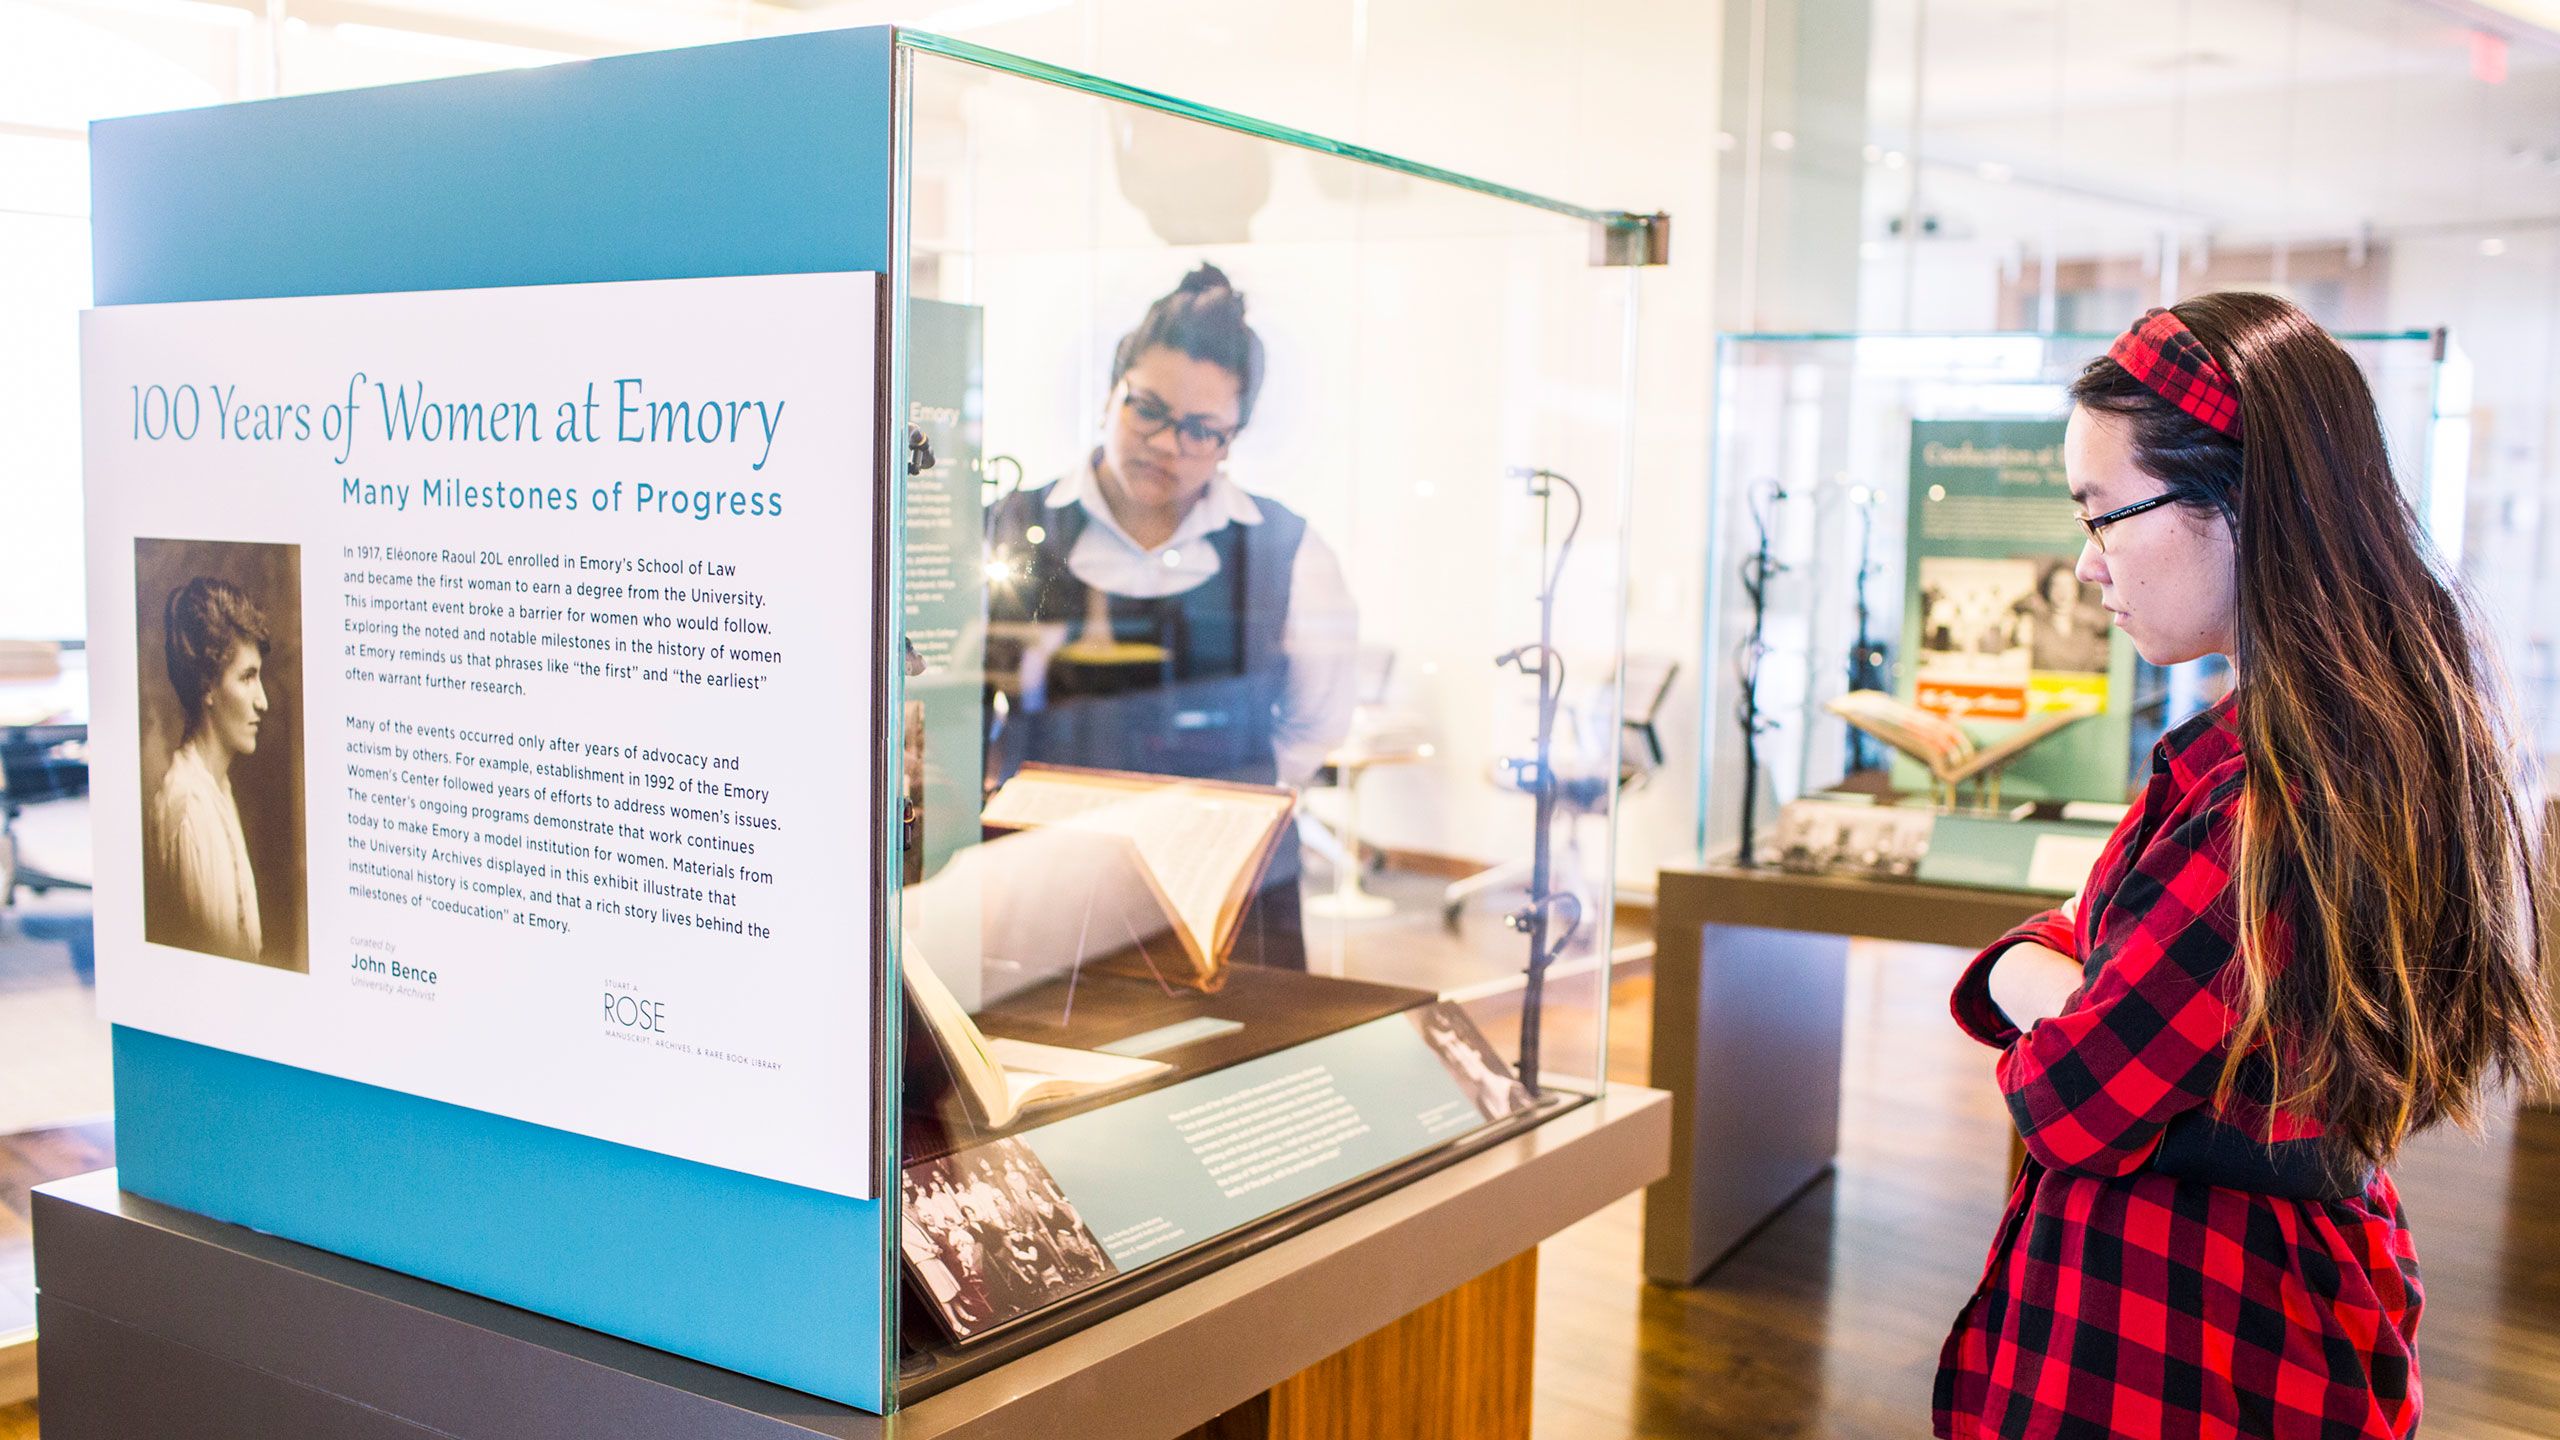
[1299,644,1418,875]
[1,640,96,981]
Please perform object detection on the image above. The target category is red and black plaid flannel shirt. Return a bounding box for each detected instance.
[1935,696,2423,1439]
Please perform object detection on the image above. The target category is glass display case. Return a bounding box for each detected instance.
[886,34,1649,1391]
[1695,328,2462,888]
[62,27,1662,1416]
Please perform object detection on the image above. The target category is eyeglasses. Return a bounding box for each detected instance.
[2076,493,2175,553]
[1119,386,1237,457]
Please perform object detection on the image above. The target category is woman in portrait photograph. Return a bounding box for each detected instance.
[148,576,273,964]
[2015,556,2111,674]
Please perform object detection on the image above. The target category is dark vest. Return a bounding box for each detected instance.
[983,481,1305,787]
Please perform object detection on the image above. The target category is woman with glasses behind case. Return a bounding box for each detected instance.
[981,264,1357,972]
[1934,294,2556,1440]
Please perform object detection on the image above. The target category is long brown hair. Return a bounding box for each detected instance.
[2073,291,2556,1168]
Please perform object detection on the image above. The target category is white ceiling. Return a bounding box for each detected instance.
[1861,0,2560,248]
[16,0,2555,253]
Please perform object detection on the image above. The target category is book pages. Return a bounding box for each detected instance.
[983,769,1292,963]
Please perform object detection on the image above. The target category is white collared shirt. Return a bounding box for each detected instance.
[1044,460,1357,785]
[149,743,263,962]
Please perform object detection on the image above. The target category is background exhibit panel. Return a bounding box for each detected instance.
[134,536,308,973]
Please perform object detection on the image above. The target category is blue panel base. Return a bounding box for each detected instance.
[88,28,898,1411]
[114,1028,881,1407]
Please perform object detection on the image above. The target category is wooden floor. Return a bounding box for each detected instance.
[2,942,2555,1438]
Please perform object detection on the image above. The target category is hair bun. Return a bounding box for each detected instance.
[1176,262,1235,298]
[1110,261,1264,426]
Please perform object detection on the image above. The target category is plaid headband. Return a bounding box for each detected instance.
[2106,307,2243,439]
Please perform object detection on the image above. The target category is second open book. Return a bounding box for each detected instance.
[900,764,1299,1129]
[1826,689,2097,786]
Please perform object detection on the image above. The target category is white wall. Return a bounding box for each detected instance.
[2384,230,2560,746]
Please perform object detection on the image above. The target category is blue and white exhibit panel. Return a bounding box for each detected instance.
[68,26,1657,1416]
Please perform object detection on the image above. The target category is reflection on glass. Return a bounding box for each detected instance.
[889,40,1639,1368]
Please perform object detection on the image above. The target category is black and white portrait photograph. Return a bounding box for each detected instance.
[900,1138,1117,1341]
[2015,558,2113,676]
[1914,556,2036,666]
[135,537,307,972]
[1411,1003,1533,1121]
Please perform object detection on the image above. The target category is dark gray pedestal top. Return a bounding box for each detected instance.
[1660,856,2053,949]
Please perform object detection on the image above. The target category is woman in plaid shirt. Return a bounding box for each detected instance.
[1934,295,2556,1439]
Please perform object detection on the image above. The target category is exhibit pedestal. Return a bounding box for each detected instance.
[1177,1250,1536,1440]
[33,1087,1667,1438]
[1643,860,2047,1285]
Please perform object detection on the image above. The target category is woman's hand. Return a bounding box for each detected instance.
[1988,941,2085,1031]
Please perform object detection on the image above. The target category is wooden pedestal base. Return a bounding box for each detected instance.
[1181,1249,1536,1440]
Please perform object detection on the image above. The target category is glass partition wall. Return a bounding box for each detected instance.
[887,33,1643,1385]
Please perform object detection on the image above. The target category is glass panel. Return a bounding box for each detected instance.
[895,30,1631,233]
[1698,330,2448,862]
[889,36,1637,1374]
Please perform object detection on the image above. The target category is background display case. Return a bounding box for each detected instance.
[887,35,1647,1394]
[1694,328,2463,886]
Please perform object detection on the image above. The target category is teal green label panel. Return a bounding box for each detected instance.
[1024,1013,1485,1268]
[1918,814,2115,894]
[903,299,987,888]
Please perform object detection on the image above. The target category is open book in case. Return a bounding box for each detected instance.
[977,764,1297,992]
